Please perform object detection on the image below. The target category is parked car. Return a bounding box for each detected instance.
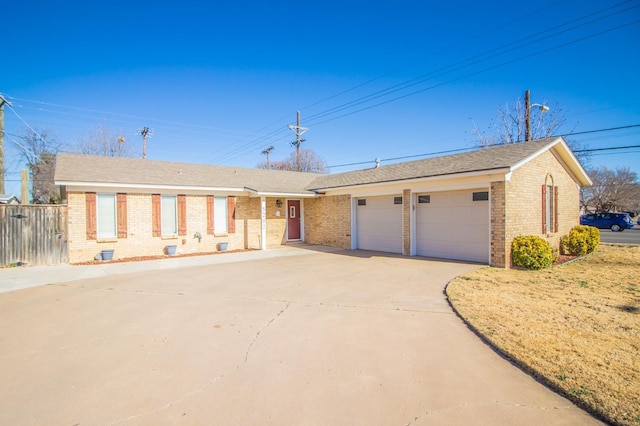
[580,212,635,232]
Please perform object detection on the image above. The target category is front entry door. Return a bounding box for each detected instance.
[287,200,301,240]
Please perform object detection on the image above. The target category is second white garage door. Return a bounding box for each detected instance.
[356,195,403,253]
[415,189,489,263]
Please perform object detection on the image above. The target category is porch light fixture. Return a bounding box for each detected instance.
[276,199,283,208]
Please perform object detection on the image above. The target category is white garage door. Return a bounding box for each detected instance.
[415,189,489,263]
[356,195,403,253]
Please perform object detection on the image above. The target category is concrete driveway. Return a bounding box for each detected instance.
[0,246,600,425]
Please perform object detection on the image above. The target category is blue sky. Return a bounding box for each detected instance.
[2,0,639,196]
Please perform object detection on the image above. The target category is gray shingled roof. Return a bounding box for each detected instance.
[55,138,582,195]
[306,138,559,190]
[55,153,322,195]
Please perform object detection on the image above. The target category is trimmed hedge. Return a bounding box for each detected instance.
[511,236,556,270]
[561,225,600,256]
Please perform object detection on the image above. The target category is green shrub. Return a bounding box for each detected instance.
[511,236,556,270]
[561,225,600,256]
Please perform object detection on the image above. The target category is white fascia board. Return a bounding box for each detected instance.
[57,181,246,194]
[509,137,562,172]
[243,188,318,198]
[509,137,592,186]
[318,168,511,196]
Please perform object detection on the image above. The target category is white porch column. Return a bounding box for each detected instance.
[260,196,267,250]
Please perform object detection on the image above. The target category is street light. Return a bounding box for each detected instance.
[524,90,550,141]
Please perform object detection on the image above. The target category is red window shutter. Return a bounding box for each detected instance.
[178,194,187,236]
[227,196,236,234]
[206,195,214,235]
[86,192,97,240]
[554,186,559,233]
[117,193,127,238]
[541,185,547,234]
[152,194,161,237]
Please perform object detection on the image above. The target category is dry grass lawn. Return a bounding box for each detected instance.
[447,244,640,426]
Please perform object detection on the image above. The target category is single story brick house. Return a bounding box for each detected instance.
[54,137,591,267]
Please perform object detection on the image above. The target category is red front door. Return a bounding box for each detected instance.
[287,200,301,240]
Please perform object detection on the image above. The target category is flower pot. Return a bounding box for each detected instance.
[218,242,228,251]
[101,249,114,261]
[165,245,177,256]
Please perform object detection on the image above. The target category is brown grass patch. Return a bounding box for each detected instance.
[447,244,640,426]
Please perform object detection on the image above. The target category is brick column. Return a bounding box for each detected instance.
[490,181,507,267]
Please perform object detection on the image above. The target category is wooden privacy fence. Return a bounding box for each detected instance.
[0,205,68,266]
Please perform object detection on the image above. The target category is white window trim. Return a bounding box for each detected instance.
[161,195,178,236]
[97,193,117,239]
[214,196,228,235]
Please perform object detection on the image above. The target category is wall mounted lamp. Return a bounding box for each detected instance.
[276,199,283,208]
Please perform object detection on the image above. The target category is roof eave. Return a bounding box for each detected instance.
[244,188,318,197]
[55,181,247,192]
[509,137,592,186]
[309,167,512,192]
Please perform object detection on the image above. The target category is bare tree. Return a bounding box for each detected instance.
[257,148,328,174]
[74,123,136,157]
[471,93,590,167]
[581,166,640,212]
[12,128,61,203]
[472,97,568,146]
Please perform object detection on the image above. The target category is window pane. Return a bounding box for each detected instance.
[97,194,116,238]
[162,196,177,235]
[472,191,489,201]
[214,196,228,233]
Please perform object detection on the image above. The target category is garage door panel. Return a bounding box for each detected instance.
[356,196,402,253]
[416,189,489,263]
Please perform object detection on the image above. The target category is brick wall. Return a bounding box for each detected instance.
[304,195,351,249]
[502,149,581,267]
[66,192,287,263]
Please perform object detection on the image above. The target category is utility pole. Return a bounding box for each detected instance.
[524,90,531,142]
[288,111,308,171]
[261,146,274,169]
[524,90,550,142]
[137,127,153,159]
[0,95,8,194]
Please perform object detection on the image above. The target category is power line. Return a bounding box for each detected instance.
[329,124,640,169]
[212,2,640,163]
[303,1,640,126]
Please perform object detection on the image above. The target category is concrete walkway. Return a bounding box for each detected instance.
[0,246,601,425]
[0,245,325,293]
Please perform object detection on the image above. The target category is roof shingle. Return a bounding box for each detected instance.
[306,138,559,190]
[55,153,322,195]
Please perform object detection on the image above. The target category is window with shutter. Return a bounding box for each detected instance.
[117,193,127,238]
[152,194,161,237]
[228,196,236,234]
[206,195,214,235]
[86,192,97,240]
[178,194,187,236]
